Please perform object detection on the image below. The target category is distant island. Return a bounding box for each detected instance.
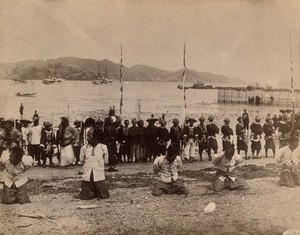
[0,56,241,85]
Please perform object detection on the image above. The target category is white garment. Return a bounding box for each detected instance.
[29,125,43,145]
[21,127,29,145]
[183,138,195,159]
[80,143,108,181]
[60,144,75,166]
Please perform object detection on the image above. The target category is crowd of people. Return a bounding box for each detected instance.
[0,106,300,203]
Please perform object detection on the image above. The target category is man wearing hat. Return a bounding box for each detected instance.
[157,120,170,157]
[278,114,292,148]
[263,117,276,158]
[196,116,207,162]
[145,116,158,162]
[73,120,84,165]
[170,118,182,156]
[117,119,130,163]
[242,109,250,131]
[250,116,263,158]
[40,122,56,167]
[28,116,43,165]
[236,117,248,159]
[182,117,198,162]
[206,116,219,160]
[221,118,234,152]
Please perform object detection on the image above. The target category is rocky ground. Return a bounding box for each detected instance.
[1,158,300,235]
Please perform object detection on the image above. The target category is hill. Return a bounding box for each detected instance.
[0,57,237,84]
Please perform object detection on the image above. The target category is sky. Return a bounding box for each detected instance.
[0,0,299,87]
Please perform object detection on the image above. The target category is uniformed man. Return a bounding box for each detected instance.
[206,115,219,161]
[182,118,198,162]
[236,117,248,159]
[196,116,207,162]
[263,117,276,158]
[250,116,263,158]
[221,118,234,152]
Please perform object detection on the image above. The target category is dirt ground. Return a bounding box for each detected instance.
[1,157,300,235]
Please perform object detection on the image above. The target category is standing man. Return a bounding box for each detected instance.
[117,119,130,163]
[19,103,24,119]
[40,122,56,167]
[156,120,170,157]
[250,116,264,158]
[263,117,276,158]
[28,117,43,165]
[196,116,207,162]
[145,117,158,162]
[128,119,138,163]
[221,118,233,152]
[105,116,118,171]
[242,109,250,131]
[73,120,84,165]
[169,118,182,156]
[206,115,219,161]
[236,117,248,159]
[278,114,291,148]
[32,110,39,120]
[182,118,197,162]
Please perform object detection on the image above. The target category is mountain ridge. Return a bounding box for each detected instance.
[0,56,240,84]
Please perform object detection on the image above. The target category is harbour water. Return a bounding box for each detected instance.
[0,80,289,126]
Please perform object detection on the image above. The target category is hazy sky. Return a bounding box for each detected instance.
[0,0,299,87]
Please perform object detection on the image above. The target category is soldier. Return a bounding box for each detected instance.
[242,109,250,131]
[169,118,182,156]
[221,118,233,152]
[128,119,139,163]
[117,119,130,163]
[196,116,207,162]
[156,120,170,156]
[206,115,219,161]
[278,114,291,148]
[236,117,248,159]
[263,117,276,158]
[104,116,118,171]
[40,122,56,167]
[250,116,264,158]
[145,117,158,162]
[136,120,146,162]
[182,118,198,162]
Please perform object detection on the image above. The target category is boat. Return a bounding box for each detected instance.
[93,77,113,85]
[11,75,27,84]
[15,81,37,97]
[16,92,37,97]
[92,67,113,85]
[42,76,63,84]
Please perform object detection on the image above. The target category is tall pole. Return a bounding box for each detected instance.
[181,43,187,125]
[120,44,124,119]
[289,31,295,111]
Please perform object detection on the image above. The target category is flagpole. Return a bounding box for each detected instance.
[181,42,187,125]
[120,44,124,120]
[289,31,295,111]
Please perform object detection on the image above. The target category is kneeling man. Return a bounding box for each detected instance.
[77,128,110,200]
[211,144,250,191]
[152,145,189,196]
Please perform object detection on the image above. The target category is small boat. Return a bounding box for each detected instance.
[16,81,37,97]
[16,92,37,97]
[12,76,27,84]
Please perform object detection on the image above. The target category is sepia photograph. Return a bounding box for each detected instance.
[0,0,300,234]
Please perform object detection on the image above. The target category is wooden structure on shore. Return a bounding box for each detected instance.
[217,88,300,108]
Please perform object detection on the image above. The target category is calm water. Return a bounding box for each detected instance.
[0,80,284,126]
